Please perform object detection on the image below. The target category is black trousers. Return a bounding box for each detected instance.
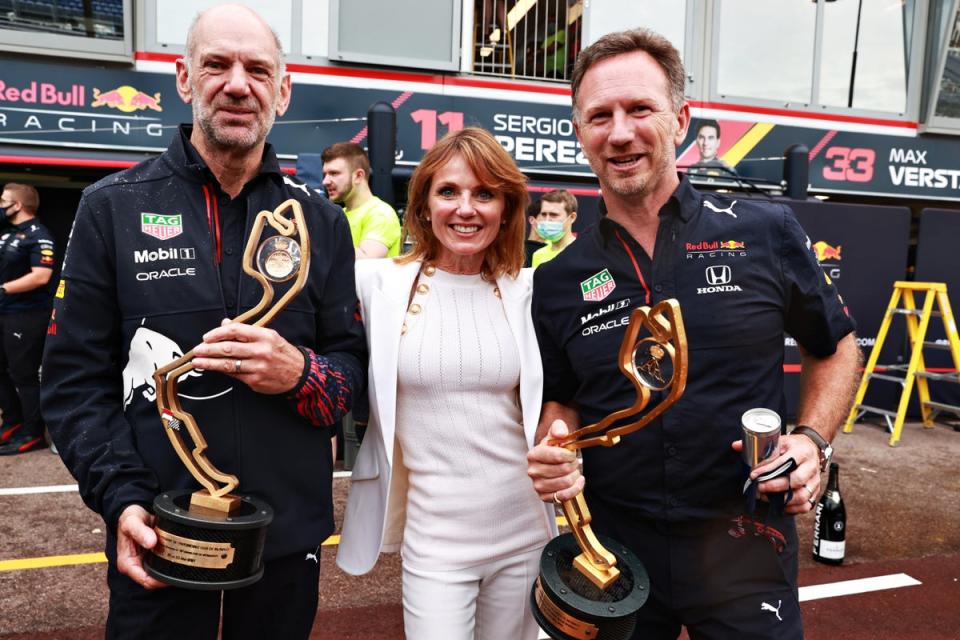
[105,536,321,640]
[0,308,50,438]
[589,499,803,640]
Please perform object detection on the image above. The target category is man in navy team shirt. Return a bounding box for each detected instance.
[0,182,55,455]
[527,28,861,639]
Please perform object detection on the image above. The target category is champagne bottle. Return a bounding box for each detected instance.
[812,462,846,565]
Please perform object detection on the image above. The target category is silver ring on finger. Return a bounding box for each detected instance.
[807,496,816,507]
[553,491,562,505]
[803,483,815,498]
[234,359,242,374]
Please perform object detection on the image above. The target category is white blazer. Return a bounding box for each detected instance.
[336,258,558,576]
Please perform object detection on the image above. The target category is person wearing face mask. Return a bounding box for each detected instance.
[0,183,56,456]
[530,189,577,268]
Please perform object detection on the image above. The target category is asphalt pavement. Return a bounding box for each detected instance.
[1,418,958,639]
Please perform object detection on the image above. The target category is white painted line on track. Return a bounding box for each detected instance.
[1,473,355,496]
[0,483,79,496]
[798,572,921,602]
[536,572,922,637]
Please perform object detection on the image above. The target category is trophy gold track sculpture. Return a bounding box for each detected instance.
[532,299,688,640]
[143,199,310,590]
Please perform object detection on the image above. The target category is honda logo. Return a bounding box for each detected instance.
[705,265,731,286]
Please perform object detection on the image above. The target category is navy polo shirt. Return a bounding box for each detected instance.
[532,175,855,523]
[0,218,56,313]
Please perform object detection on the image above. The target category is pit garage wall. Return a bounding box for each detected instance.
[5,55,960,201]
[782,200,912,420]
[2,57,956,423]
[913,209,960,414]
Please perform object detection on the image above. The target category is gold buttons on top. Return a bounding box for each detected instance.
[401,324,408,335]
[408,303,422,315]
[493,287,501,298]
[423,264,436,276]
[417,283,430,294]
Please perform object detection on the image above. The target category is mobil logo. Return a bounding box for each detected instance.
[134,247,196,264]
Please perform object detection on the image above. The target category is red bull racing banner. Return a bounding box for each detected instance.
[3,57,960,201]
[781,199,912,417]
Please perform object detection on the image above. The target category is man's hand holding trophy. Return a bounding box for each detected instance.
[532,299,688,640]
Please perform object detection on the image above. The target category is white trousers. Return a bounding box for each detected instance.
[401,546,544,640]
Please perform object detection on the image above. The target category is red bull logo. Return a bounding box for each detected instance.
[812,241,842,262]
[686,240,747,251]
[719,240,745,250]
[91,85,162,113]
[0,80,85,106]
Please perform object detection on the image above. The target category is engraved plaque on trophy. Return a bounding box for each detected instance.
[531,299,688,640]
[143,199,311,590]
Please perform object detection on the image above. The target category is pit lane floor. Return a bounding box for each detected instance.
[1,420,958,639]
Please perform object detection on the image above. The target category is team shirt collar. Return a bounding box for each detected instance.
[597,173,698,245]
[174,124,284,185]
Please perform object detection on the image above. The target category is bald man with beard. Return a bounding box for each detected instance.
[41,6,366,638]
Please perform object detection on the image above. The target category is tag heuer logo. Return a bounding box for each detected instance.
[141,213,183,240]
[581,268,616,302]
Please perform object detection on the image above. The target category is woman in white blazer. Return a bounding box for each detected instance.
[337,128,557,640]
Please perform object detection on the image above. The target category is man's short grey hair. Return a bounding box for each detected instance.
[570,28,686,122]
[183,6,286,79]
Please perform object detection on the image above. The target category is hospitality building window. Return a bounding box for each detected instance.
[0,0,131,60]
[714,0,919,117]
[473,0,583,82]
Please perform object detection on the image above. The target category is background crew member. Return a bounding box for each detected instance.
[337,128,556,640]
[530,188,577,268]
[0,183,55,455]
[321,142,401,449]
[527,28,861,639]
[322,142,402,258]
[523,208,545,267]
[40,6,366,639]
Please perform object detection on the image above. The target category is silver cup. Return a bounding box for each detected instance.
[741,408,781,467]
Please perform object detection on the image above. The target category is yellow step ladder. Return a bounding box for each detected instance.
[844,281,960,446]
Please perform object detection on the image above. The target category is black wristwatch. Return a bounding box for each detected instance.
[791,425,833,472]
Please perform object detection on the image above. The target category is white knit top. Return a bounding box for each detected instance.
[395,268,552,570]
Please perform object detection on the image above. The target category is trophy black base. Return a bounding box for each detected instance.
[144,490,273,591]
[531,533,649,640]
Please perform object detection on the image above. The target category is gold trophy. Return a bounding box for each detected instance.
[143,199,310,590]
[531,299,688,640]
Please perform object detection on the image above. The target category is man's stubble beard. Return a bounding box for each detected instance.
[333,184,353,206]
[598,145,674,201]
[191,80,278,152]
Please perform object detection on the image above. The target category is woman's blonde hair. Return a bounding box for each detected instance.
[398,127,528,279]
